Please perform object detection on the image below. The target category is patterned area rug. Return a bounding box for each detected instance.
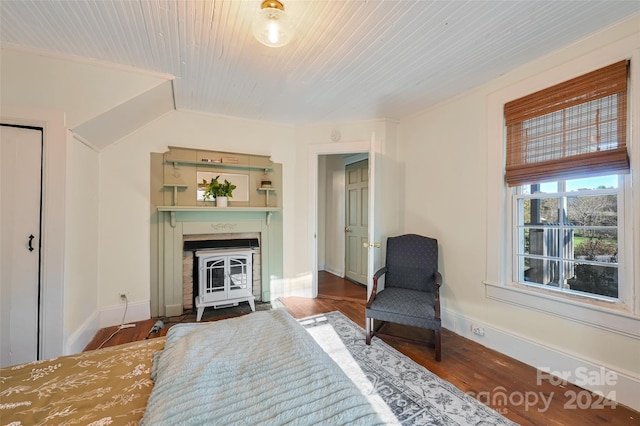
[299,311,517,426]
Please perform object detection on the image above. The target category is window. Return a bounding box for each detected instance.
[505,61,630,303]
[486,42,638,335]
[514,175,622,300]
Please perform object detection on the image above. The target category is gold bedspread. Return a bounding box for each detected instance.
[0,338,165,426]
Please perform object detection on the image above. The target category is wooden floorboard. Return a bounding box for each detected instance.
[317,270,367,302]
[86,271,639,426]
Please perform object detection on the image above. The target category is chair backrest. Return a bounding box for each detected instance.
[385,234,438,292]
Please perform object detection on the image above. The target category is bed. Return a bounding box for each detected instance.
[0,309,384,425]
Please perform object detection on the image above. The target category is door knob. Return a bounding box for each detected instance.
[344,227,352,232]
[362,242,382,248]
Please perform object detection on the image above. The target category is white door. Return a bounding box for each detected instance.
[0,125,43,367]
[344,159,368,284]
[366,132,394,297]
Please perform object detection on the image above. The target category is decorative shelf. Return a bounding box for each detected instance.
[157,206,280,227]
[165,159,273,171]
[162,184,189,206]
[257,187,276,207]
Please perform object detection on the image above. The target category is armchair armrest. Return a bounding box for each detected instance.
[367,267,388,308]
[434,271,442,319]
[374,267,388,281]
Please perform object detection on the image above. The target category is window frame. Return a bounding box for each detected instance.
[511,175,627,304]
[485,39,640,339]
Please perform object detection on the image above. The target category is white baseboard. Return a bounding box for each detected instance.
[323,266,344,277]
[64,299,151,356]
[442,307,640,412]
[65,311,100,355]
[99,299,150,328]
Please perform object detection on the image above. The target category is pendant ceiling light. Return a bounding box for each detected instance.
[252,0,294,48]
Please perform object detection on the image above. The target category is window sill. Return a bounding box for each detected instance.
[484,281,640,339]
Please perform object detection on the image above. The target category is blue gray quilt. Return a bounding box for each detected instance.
[141,309,383,425]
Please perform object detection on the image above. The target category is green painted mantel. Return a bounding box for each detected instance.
[149,147,283,318]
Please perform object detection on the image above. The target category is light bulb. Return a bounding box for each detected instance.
[268,21,279,44]
[253,0,294,48]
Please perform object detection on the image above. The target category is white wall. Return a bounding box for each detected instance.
[399,16,640,410]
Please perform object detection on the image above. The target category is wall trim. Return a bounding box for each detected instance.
[98,299,150,328]
[485,282,640,339]
[71,131,100,152]
[442,306,640,412]
[308,140,371,298]
[323,266,344,278]
[65,311,99,355]
[66,301,150,354]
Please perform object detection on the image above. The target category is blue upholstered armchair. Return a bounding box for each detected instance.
[365,234,442,361]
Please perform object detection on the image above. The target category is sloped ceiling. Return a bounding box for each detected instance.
[73,81,175,150]
[0,47,172,130]
[1,1,639,126]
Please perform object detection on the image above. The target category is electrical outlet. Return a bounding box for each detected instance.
[119,291,128,302]
[471,325,485,336]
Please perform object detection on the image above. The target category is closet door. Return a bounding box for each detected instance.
[0,125,43,367]
[344,159,369,285]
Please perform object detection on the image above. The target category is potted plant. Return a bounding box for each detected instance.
[202,175,236,207]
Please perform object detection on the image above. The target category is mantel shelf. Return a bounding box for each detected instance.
[158,206,280,212]
[157,206,280,227]
[165,159,272,171]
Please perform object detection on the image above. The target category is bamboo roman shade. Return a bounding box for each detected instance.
[504,60,629,187]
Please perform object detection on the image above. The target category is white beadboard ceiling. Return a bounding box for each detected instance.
[1,1,639,126]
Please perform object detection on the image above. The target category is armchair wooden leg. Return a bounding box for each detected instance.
[365,317,372,345]
[434,329,441,362]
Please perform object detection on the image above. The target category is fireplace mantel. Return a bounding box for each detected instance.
[150,147,283,318]
[157,206,280,227]
[151,209,282,317]
[157,206,280,212]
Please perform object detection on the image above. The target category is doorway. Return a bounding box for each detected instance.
[309,133,397,302]
[316,153,369,301]
[0,124,43,367]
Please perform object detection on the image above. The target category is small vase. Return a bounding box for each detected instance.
[216,196,228,207]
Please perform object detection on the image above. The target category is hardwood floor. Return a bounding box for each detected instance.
[85,272,638,425]
[317,269,367,302]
